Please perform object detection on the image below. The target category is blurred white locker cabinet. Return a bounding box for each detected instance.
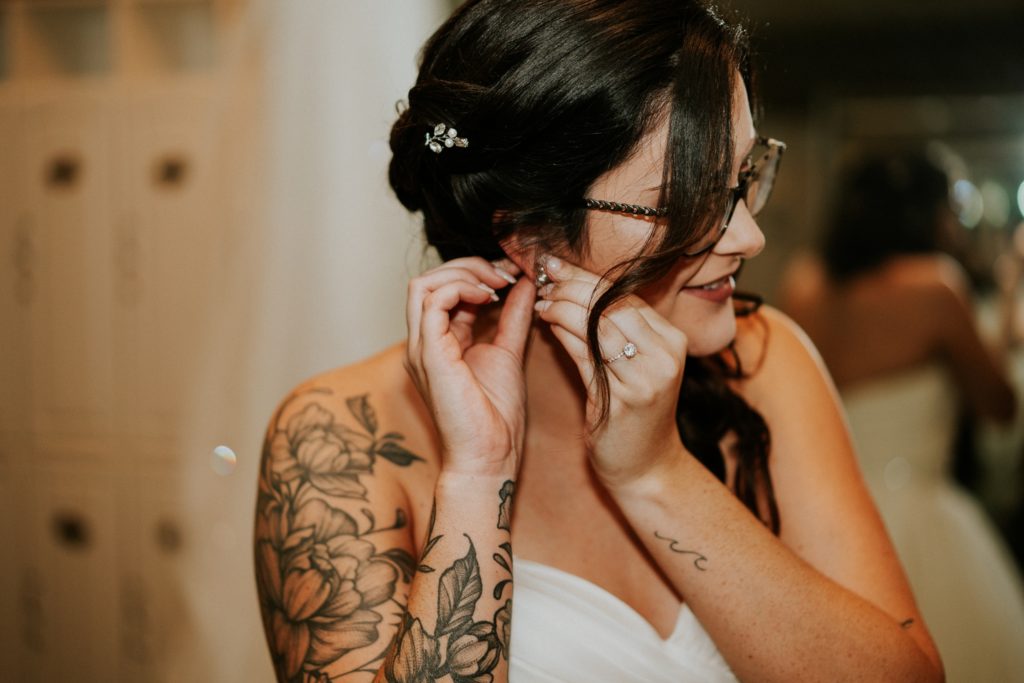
[113,86,220,440]
[25,93,115,440]
[19,452,120,683]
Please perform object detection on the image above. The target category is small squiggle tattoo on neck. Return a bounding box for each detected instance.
[654,531,708,571]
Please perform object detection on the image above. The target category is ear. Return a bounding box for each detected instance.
[498,233,543,284]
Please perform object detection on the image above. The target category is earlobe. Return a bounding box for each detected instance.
[498,233,542,284]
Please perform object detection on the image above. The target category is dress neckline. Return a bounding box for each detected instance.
[514,556,689,643]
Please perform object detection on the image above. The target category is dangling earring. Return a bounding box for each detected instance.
[534,256,551,288]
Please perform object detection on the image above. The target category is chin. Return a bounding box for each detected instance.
[674,305,737,357]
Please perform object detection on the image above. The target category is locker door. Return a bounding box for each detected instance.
[113,85,220,440]
[20,450,120,683]
[117,458,188,683]
[24,93,114,439]
[0,104,31,433]
[0,433,27,681]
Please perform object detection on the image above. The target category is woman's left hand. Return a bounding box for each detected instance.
[533,255,689,488]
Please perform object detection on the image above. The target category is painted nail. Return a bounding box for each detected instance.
[494,267,518,285]
[476,283,499,302]
[533,300,551,312]
[545,255,561,272]
[538,283,554,297]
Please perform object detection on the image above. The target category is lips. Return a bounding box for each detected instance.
[680,274,736,303]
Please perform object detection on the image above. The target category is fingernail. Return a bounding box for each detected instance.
[477,283,499,302]
[538,283,554,297]
[494,267,518,285]
[533,300,551,312]
[545,255,561,272]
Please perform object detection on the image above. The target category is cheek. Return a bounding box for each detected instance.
[583,215,658,273]
[663,294,738,357]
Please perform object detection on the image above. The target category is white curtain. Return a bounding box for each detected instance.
[171,2,446,681]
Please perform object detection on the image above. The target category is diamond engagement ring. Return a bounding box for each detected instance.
[605,342,638,363]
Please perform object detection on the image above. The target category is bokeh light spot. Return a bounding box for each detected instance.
[980,180,1009,228]
[953,179,984,229]
[211,445,237,476]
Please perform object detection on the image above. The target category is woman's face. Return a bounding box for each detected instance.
[580,79,765,356]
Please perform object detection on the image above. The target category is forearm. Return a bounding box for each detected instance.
[611,449,943,683]
[376,471,515,683]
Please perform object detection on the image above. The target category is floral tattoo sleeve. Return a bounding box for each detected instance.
[383,481,515,683]
[255,390,423,682]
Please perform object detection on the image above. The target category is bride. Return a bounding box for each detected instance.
[254,1,944,681]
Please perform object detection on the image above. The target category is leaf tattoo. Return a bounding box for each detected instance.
[381,482,514,683]
[437,539,483,636]
[346,394,378,435]
[376,440,425,466]
[497,480,515,532]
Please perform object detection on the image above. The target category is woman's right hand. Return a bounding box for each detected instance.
[405,257,537,476]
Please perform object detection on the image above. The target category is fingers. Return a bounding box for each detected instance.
[534,298,627,354]
[535,262,661,355]
[407,258,518,357]
[493,277,537,362]
[547,323,597,388]
[534,255,687,388]
[420,280,497,361]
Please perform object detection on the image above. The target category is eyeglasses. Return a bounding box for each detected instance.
[583,136,786,257]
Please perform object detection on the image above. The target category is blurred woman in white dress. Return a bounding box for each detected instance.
[781,151,1024,682]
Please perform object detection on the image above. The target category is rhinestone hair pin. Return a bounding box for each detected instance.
[425,123,469,154]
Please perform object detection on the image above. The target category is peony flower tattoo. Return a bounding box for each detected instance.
[256,391,421,683]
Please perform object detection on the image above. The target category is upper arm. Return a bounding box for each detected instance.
[255,383,427,682]
[738,307,937,653]
[929,263,1016,422]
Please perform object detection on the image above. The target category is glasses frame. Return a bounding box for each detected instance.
[583,136,786,257]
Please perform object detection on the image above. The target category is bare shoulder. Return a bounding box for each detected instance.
[265,343,443,479]
[260,343,443,527]
[731,304,832,404]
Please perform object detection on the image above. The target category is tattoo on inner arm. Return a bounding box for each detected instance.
[653,531,709,571]
[382,480,515,683]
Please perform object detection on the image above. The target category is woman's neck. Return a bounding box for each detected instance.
[523,323,589,437]
[473,305,588,439]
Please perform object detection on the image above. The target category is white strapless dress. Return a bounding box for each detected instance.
[509,558,737,682]
[842,364,1024,683]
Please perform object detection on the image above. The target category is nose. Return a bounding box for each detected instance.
[714,199,765,258]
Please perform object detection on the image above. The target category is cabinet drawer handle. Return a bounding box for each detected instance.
[154,154,189,189]
[46,153,83,190]
[52,510,91,550]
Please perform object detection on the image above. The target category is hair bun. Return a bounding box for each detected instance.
[388,107,428,213]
